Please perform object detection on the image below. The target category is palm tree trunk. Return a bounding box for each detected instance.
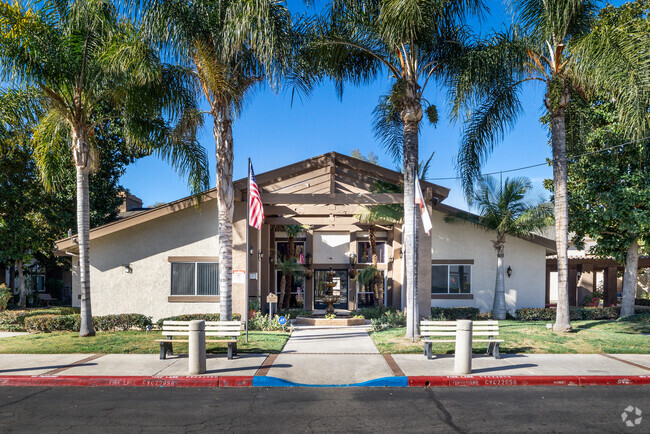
[279,274,287,313]
[76,164,95,336]
[284,235,295,309]
[550,107,572,333]
[492,237,506,320]
[620,239,639,317]
[369,225,380,305]
[402,96,422,339]
[17,259,25,309]
[214,105,234,322]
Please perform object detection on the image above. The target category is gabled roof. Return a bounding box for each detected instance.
[55,152,450,253]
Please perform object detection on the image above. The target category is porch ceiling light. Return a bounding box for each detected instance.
[122,264,132,274]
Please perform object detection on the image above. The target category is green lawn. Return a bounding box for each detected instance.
[370,320,650,354]
[0,330,290,354]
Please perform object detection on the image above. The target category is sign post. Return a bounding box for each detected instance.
[267,293,278,317]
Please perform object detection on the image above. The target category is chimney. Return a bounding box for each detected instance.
[118,192,143,212]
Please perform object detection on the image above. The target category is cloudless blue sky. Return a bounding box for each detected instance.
[120,0,624,211]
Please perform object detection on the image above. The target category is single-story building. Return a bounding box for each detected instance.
[54,152,555,320]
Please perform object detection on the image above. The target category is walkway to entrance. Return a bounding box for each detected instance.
[260,325,396,385]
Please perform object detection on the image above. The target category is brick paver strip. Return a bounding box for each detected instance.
[255,354,278,377]
[382,354,405,377]
[42,354,106,375]
[601,354,650,372]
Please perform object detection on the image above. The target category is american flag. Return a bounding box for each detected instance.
[248,162,264,229]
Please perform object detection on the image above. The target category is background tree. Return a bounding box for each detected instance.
[277,259,306,312]
[0,0,210,335]
[567,99,649,317]
[446,176,552,319]
[451,0,649,331]
[306,0,484,338]
[142,0,294,321]
[280,224,308,309]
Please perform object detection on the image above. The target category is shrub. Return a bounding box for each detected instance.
[156,313,241,328]
[515,307,621,321]
[93,314,152,331]
[0,307,82,330]
[370,310,406,330]
[0,284,12,311]
[617,313,650,323]
[25,315,80,332]
[356,305,401,319]
[247,312,287,331]
[430,307,481,320]
[277,308,311,318]
[635,298,650,307]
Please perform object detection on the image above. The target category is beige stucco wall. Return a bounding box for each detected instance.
[313,231,351,264]
[430,209,547,313]
[71,200,221,321]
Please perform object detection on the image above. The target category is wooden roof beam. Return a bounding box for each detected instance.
[260,193,403,205]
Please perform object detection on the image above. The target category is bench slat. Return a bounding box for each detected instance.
[162,320,242,326]
[420,320,499,325]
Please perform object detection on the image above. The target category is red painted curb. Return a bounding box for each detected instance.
[0,375,251,388]
[407,375,650,387]
[219,376,253,387]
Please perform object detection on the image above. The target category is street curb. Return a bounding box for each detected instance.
[407,375,650,387]
[0,375,647,388]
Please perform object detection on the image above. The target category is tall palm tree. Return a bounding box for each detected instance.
[141,0,294,321]
[0,0,210,336]
[450,0,649,332]
[446,176,552,319]
[277,258,306,312]
[307,0,485,338]
[280,224,308,308]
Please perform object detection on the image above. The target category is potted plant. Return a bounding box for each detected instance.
[248,299,260,319]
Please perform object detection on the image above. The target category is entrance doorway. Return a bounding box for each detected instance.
[314,269,348,310]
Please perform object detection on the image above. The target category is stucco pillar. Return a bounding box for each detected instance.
[577,264,594,306]
[605,266,618,307]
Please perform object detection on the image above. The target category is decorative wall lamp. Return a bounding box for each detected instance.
[305,253,312,267]
[122,264,133,274]
[258,249,264,261]
[249,246,254,255]
[348,253,357,267]
[507,266,513,278]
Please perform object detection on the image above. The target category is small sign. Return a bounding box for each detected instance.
[232,270,245,284]
[249,272,257,280]
[278,316,287,325]
[266,293,278,303]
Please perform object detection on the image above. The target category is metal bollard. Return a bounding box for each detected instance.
[188,320,206,375]
[454,320,473,375]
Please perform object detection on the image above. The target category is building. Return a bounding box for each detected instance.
[54,152,555,320]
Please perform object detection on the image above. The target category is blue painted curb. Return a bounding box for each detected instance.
[252,376,408,388]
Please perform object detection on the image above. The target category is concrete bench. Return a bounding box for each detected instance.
[156,320,242,360]
[421,320,503,360]
[38,293,56,306]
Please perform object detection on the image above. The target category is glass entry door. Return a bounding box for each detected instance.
[314,269,348,309]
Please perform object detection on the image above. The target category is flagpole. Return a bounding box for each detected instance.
[245,158,251,343]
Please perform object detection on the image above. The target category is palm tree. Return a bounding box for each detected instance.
[277,258,306,312]
[279,224,308,308]
[305,1,484,337]
[446,176,552,319]
[141,0,294,322]
[355,190,401,306]
[450,0,649,332]
[0,0,210,336]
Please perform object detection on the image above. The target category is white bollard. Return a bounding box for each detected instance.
[188,320,206,375]
[454,320,473,375]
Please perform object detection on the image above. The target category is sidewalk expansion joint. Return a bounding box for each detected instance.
[382,354,405,377]
[255,354,278,377]
[601,354,650,372]
[42,354,106,375]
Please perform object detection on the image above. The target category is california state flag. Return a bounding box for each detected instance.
[415,175,432,235]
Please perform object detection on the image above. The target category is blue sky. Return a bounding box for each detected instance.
[120,0,622,211]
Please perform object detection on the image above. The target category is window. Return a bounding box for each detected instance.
[276,240,306,264]
[431,265,471,294]
[171,262,219,296]
[357,241,386,264]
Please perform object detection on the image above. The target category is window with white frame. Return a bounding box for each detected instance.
[170,262,219,295]
[431,264,471,294]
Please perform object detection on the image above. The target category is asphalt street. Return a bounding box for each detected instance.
[0,386,647,432]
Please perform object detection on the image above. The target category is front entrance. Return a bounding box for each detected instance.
[314,269,348,310]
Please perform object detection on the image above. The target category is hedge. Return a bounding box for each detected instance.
[155,313,241,328]
[0,307,80,330]
[635,298,650,307]
[515,307,621,321]
[430,307,482,320]
[24,313,152,333]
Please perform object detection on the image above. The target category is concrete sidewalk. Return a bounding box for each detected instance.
[0,326,648,386]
